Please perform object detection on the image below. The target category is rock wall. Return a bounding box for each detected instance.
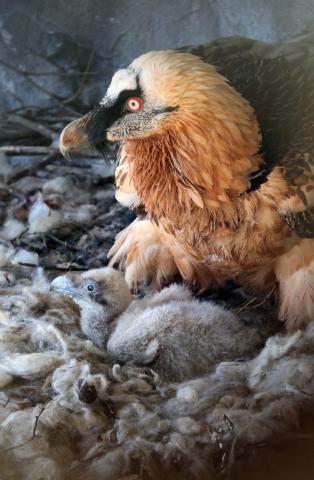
[1,0,314,110]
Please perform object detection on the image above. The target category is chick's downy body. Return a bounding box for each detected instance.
[51,268,270,381]
[60,35,314,329]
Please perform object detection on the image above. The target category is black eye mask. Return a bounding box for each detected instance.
[85,77,143,150]
[85,74,177,153]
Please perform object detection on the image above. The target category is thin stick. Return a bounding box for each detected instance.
[0,406,45,456]
[0,145,55,155]
[17,262,88,271]
[2,396,10,407]
[232,297,257,314]
[0,59,80,116]
[4,113,56,139]
[233,285,276,314]
[31,406,45,438]
[5,152,60,185]
[45,233,81,251]
[19,70,106,77]
[61,50,95,105]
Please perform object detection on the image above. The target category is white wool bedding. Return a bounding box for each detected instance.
[0,272,314,480]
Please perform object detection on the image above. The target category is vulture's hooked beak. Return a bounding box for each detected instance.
[59,106,112,159]
[59,117,92,159]
[50,275,86,300]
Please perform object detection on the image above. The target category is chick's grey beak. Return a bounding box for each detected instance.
[50,275,72,291]
[50,276,85,299]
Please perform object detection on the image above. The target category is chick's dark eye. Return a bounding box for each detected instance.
[86,284,95,292]
[127,97,143,112]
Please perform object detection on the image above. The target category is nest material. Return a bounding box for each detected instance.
[0,267,314,480]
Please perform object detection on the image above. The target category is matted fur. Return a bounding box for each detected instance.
[1,269,314,480]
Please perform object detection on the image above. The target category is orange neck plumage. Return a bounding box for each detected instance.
[124,109,262,229]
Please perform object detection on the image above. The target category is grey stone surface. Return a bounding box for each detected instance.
[0,11,101,110]
[0,0,314,110]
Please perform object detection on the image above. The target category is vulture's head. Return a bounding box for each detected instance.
[60,50,260,160]
[50,267,132,348]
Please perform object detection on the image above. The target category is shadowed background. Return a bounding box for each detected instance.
[1,0,314,111]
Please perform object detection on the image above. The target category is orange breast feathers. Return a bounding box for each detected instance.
[118,62,290,266]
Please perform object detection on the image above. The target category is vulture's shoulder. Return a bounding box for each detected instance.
[183,34,314,238]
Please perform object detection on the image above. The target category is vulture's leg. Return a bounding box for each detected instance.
[108,218,212,291]
[108,218,178,290]
[275,238,314,330]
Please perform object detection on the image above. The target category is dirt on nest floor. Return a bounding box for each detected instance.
[0,145,135,283]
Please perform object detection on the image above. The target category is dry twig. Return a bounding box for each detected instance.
[61,50,95,106]
[0,145,55,155]
[4,113,56,140]
[0,59,80,116]
[31,406,45,438]
[5,152,61,185]
[17,262,88,271]
[0,406,45,456]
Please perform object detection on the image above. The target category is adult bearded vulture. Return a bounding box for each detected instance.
[60,34,314,330]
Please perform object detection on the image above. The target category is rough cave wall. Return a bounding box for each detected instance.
[1,0,314,110]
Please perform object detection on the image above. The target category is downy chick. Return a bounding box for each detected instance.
[51,267,270,381]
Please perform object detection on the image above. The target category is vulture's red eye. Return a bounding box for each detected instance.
[127,97,143,112]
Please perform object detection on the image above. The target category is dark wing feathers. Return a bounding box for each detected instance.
[183,34,314,237]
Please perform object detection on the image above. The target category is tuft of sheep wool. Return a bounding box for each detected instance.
[28,194,94,234]
[0,218,26,241]
[0,243,39,268]
[12,249,39,266]
[0,273,314,480]
[0,152,12,177]
[28,196,63,234]
[0,244,15,268]
[42,176,74,195]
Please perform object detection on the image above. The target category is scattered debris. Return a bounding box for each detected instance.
[0,269,313,480]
